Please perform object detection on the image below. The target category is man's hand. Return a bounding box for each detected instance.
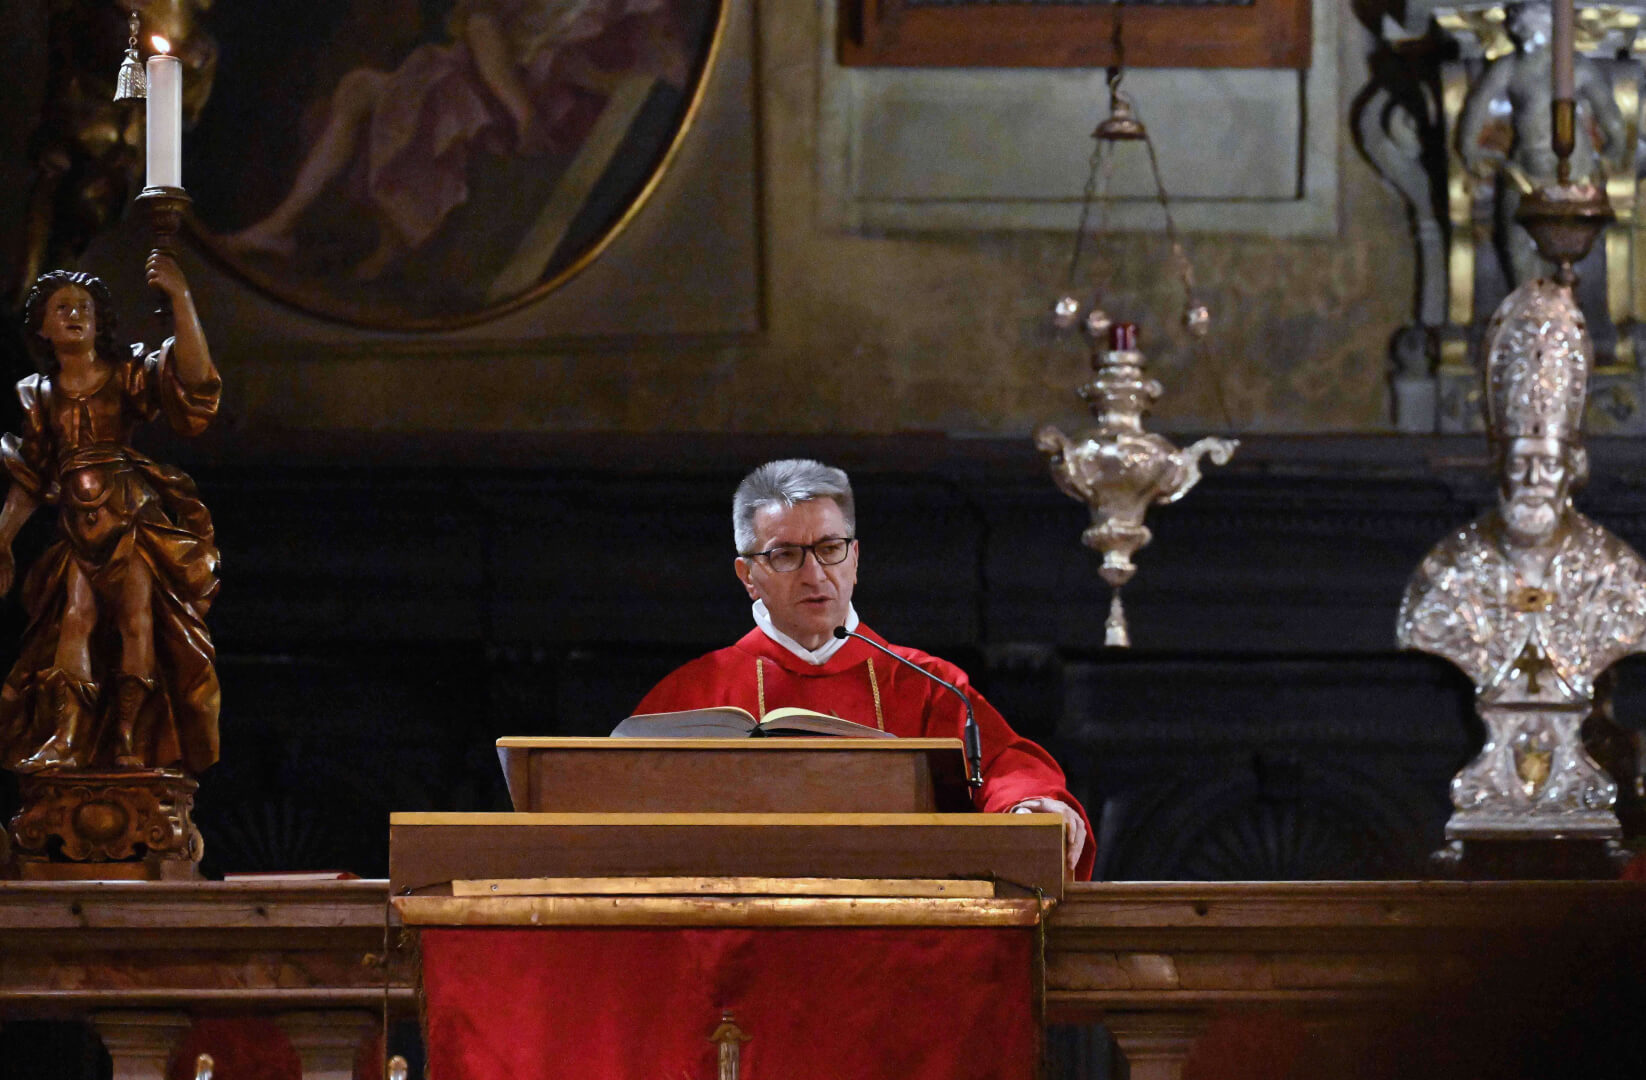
[1010,797,1087,875]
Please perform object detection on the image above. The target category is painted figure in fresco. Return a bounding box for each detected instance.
[1457,0,1625,285]
[0,255,221,775]
[224,0,683,280]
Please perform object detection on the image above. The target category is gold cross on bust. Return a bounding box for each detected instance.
[1509,641,1550,695]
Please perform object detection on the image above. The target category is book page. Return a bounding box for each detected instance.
[610,707,759,738]
[755,708,896,738]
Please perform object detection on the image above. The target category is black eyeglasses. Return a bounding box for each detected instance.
[740,537,856,573]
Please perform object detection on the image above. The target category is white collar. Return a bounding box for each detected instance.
[752,600,859,665]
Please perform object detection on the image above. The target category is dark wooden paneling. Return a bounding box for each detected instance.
[838,0,1312,69]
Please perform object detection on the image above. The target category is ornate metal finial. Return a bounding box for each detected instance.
[709,1010,751,1080]
[193,1053,214,1080]
[114,11,146,103]
[1036,324,1237,647]
[1094,87,1146,142]
[388,1055,410,1080]
[1514,179,1614,286]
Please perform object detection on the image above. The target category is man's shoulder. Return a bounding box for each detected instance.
[858,625,971,683]
[634,635,764,713]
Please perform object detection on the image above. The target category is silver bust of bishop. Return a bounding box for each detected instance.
[1398,280,1646,842]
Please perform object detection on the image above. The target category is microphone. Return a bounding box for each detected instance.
[834,625,983,789]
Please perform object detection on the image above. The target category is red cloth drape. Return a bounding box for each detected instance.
[420,926,1038,1080]
[167,1018,301,1080]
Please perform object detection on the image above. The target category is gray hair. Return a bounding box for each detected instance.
[732,459,856,553]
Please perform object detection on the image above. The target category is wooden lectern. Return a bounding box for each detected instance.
[391,737,1064,1079]
[497,735,974,812]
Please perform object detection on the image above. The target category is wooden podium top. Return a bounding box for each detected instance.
[390,812,1067,898]
[496,736,972,814]
[395,893,1044,928]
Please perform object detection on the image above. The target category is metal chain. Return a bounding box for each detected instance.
[1141,130,1188,298]
[1142,120,1234,426]
[1111,0,1127,81]
[1090,140,1118,304]
[1065,139,1106,289]
[1066,1,1129,294]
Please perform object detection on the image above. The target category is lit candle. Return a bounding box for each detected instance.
[1553,0,1575,101]
[146,37,182,189]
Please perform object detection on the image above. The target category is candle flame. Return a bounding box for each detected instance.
[151,35,171,54]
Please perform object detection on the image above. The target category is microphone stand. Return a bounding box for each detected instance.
[834,626,984,788]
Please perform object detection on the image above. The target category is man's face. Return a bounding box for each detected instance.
[1501,435,1570,545]
[37,286,96,355]
[735,498,859,651]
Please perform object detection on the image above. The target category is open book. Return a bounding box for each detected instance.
[611,706,895,739]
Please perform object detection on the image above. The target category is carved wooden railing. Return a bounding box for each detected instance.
[4,878,1643,1078]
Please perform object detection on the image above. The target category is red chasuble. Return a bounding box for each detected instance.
[636,624,1095,880]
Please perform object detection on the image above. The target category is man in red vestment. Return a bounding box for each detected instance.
[635,459,1094,878]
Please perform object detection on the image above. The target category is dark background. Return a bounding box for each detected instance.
[6,430,1641,883]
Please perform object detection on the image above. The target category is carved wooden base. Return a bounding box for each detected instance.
[7,769,203,881]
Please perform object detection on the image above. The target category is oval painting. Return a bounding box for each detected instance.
[185,0,725,329]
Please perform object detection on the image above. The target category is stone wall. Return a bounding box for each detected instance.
[4,2,1413,441]
[753,0,1413,436]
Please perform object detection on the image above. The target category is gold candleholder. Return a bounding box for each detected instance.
[1514,177,1613,286]
[137,185,191,251]
[136,185,191,317]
